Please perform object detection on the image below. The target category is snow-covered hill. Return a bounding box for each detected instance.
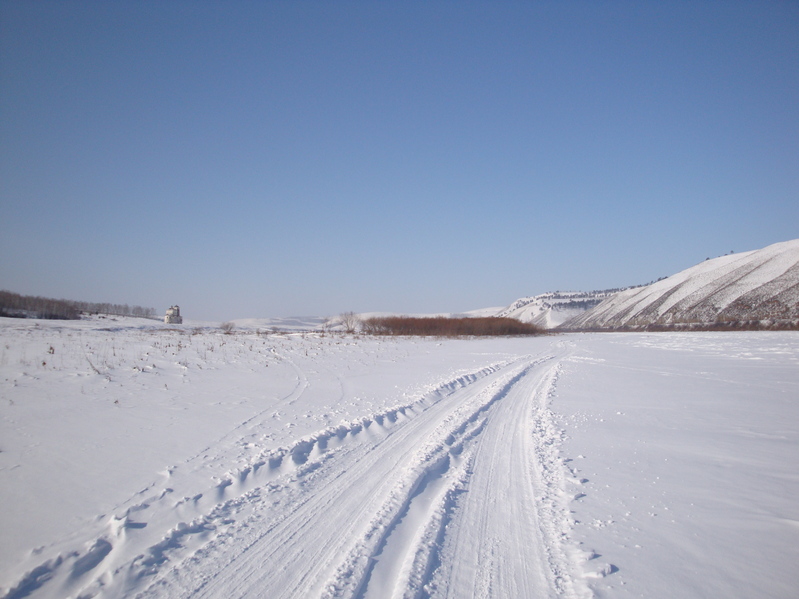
[494,290,620,329]
[561,239,799,330]
[336,293,618,331]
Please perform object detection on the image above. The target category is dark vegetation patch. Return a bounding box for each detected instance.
[361,316,545,337]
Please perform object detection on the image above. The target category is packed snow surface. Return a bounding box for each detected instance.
[1,317,797,598]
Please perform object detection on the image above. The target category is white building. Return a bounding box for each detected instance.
[164,305,183,324]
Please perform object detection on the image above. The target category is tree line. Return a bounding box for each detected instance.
[0,290,157,320]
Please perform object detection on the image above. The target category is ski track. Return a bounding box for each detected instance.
[2,345,586,599]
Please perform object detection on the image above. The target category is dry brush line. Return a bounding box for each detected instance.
[361,316,545,337]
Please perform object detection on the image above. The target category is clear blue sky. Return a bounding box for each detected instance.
[1,1,797,321]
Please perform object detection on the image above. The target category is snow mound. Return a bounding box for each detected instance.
[561,239,799,330]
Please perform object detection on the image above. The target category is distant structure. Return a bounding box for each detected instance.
[164,305,183,324]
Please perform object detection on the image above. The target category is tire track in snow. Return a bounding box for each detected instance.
[347,354,588,599]
[137,357,540,599]
[346,371,531,599]
[137,351,584,599]
[2,346,588,599]
[0,358,521,599]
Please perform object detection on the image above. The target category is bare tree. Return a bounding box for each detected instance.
[340,311,360,334]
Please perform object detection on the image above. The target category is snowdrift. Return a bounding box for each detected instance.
[560,239,799,330]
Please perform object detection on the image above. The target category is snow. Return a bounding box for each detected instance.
[555,333,799,598]
[1,317,797,598]
[229,316,329,331]
[496,292,613,329]
[564,239,799,328]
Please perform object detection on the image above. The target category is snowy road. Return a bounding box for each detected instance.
[1,319,797,598]
[121,354,579,599]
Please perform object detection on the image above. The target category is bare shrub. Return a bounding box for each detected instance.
[361,316,544,337]
[340,311,360,334]
[220,321,235,334]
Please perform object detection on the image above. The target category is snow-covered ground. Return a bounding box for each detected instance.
[1,317,797,598]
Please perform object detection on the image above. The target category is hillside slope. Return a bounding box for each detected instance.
[494,290,619,328]
[560,239,799,330]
